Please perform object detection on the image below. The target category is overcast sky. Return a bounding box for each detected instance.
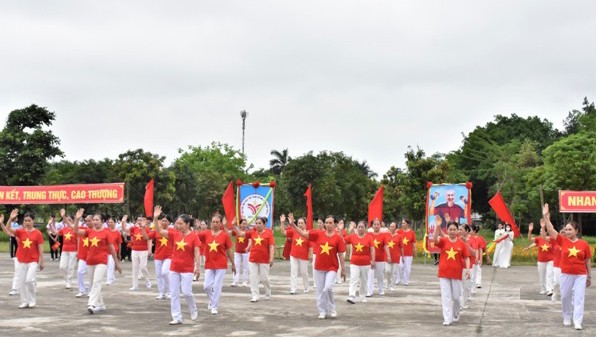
[0,0,595,178]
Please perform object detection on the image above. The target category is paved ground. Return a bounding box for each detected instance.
[0,256,594,337]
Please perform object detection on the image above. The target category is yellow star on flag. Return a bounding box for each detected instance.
[540,244,549,252]
[208,240,220,252]
[295,237,304,246]
[320,242,333,255]
[445,247,458,261]
[90,237,100,247]
[134,233,142,241]
[64,232,72,241]
[568,246,581,257]
[22,238,33,249]
[254,235,264,246]
[159,237,168,247]
[373,239,381,249]
[402,237,409,245]
[388,240,395,248]
[354,242,364,253]
[237,236,245,244]
[83,238,89,247]
[176,239,188,251]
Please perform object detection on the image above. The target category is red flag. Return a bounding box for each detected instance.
[222,181,236,229]
[304,184,313,230]
[144,179,154,218]
[368,185,384,226]
[488,191,520,237]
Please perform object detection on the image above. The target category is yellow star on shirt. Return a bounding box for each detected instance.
[176,239,188,251]
[254,235,264,246]
[134,233,142,241]
[402,237,409,245]
[208,240,219,252]
[159,237,168,247]
[568,246,581,257]
[83,238,89,247]
[388,240,396,249]
[373,239,381,249]
[64,232,73,241]
[90,237,100,247]
[540,244,550,252]
[320,242,333,255]
[22,238,33,249]
[237,236,245,244]
[295,237,304,246]
[354,242,364,253]
[445,247,458,261]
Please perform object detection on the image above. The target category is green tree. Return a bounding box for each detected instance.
[269,148,291,175]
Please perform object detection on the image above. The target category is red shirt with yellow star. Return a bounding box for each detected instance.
[59,227,78,252]
[168,229,200,273]
[197,230,232,269]
[534,236,554,263]
[368,232,390,262]
[77,225,89,261]
[555,234,592,275]
[466,236,478,267]
[82,229,115,266]
[108,229,122,253]
[248,229,275,264]
[400,229,417,256]
[286,229,310,260]
[129,226,151,251]
[308,229,346,272]
[437,237,470,280]
[147,230,173,260]
[232,230,249,253]
[344,234,374,266]
[388,233,402,263]
[550,238,562,268]
[15,229,44,263]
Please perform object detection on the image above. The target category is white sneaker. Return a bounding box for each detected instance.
[28,303,36,308]
[476,284,482,288]
[146,281,152,289]
[242,282,248,287]
[403,282,409,286]
[330,310,337,318]
[250,297,258,302]
[318,313,326,319]
[564,319,572,326]
[389,287,396,292]
[453,314,460,322]
[361,297,367,303]
[191,309,198,321]
[75,292,85,298]
[211,309,218,315]
[574,324,582,330]
[461,304,469,309]
[539,290,546,295]
[155,294,164,300]
[18,303,29,309]
[65,283,72,289]
[546,290,553,296]
[129,286,139,291]
[379,291,385,296]
[9,289,18,296]
[230,282,238,287]
[87,306,100,314]
[165,293,171,299]
[303,288,309,293]
[264,291,271,300]
[290,290,296,295]
[346,296,355,304]
[443,321,451,326]
[169,319,182,325]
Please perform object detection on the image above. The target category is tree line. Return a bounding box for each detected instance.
[0,99,595,234]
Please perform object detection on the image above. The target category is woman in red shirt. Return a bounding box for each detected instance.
[550,227,566,302]
[345,221,375,303]
[232,217,275,302]
[229,218,250,287]
[153,206,201,325]
[1,209,45,309]
[434,221,470,326]
[398,218,417,286]
[73,208,121,314]
[524,220,554,296]
[106,216,122,286]
[143,211,174,300]
[543,204,592,330]
[367,219,390,297]
[281,213,312,294]
[52,208,78,289]
[290,216,346,319]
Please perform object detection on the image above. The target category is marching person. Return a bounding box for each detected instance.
[280,213,311,294]
[524,220,554,296]
[142,211,174,300]
[229,218,250,287]
[543,204,592,330]
[345,221,375,304]
[52,209,78,290]
[385,221,401,291]
[550,227,566,302]
[433,221,471,326]
[123,215,152,291]
[398,218,417,286]
[106,216,122,285]
[367,219,390,297]
[290,215,346,319]
[1,210,45,309]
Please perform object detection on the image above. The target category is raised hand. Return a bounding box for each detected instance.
[0,214,4,224]
[9,209,19,220]
[288,213,295,225]
[540,219,545,228]
[121,215,128,224]
[528,223,534,232]
[280,214,286,223]
[154,205,162,219]
[60,208,66,218]
[543,203,550,218]
[75,208,85,220]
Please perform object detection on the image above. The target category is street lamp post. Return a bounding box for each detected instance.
[240,110,248,154]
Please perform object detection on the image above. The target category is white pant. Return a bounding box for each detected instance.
[59,251,77,286]
[290,256,309,292]
[314,269,337,315]
[439,278,462,324]
[385,262,399,288]
[87,264,107,308]
[77,259,88,294]
[349,264,370,298]
[401,256,413,284]
[155,259,171,295]
[132,250,149,288]
[336,257,343,283]
[169,272,197,322]
[475,263,482,286]
[560,273,587,326]
[232,252,249,284]
[312,255,317,288]
[106,255,116,284]
[552,267,561,302]
[16,261,38,305]
[204,269,226,310]
[537,261,554,293]
[367,262,386,295]
[249,262,271,300]
[12,257,19,290]
[461,269,472,306]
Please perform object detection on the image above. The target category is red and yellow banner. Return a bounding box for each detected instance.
[559,190,596,213]
[0,183,125,204]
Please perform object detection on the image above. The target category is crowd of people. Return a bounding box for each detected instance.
[0,204,593,330]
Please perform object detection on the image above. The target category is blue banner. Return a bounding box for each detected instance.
[238,184,275,228]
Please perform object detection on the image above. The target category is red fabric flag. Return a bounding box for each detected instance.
[488,191,520,238]
[222,181,236,229]
[144,178,154,218]
[368,185,384,226]
[304,184,313,230]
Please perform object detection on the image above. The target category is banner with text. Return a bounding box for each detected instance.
[559,190,596,213]
[0,183,125,204]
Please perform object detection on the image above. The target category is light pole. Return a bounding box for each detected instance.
[240,110,248,154]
